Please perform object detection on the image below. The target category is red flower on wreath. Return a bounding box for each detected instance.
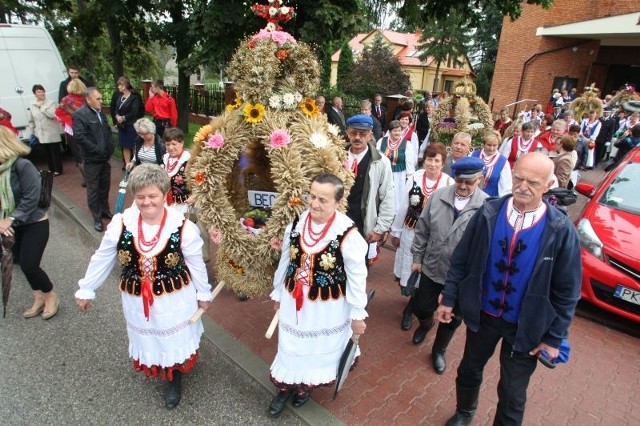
[277,49,289,61]
[194,171,206,185]
[251,0,295,31]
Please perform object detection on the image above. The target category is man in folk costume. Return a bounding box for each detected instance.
[443,132,472,176]
[471,131,512,197]
[268,174,368,416]
[498,122,543,168]
[410,157,488,373]
[437,153,581,426]
[345,114,395,263]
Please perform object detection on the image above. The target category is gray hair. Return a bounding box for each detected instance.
[552,119,566,129]
[134,117,156,135]
[360,99,372,109]
[85,86,100,98]
[388,120,401,130]
[452,132,472,145]
[128,163,170,195]
[311,173,344,201]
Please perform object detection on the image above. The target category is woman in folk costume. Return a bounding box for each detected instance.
[376,118,418,215]
[499,122,543,168]
[579,110,601,169]
[471,131,512,197]
[75,164,212,409]
[162,127,192,216]
[268,173,368,416]
[390,143,454,332]
[493,108,512,137]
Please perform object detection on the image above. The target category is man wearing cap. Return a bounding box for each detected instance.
[443,132,472,175]
[437,152,581,426]
[409,157,488,373]
[345,114,394,261]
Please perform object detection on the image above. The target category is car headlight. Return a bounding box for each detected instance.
[576,218,603,260]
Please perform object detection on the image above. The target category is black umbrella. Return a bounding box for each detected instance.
[1,234,15,318]
[333,289,376,399]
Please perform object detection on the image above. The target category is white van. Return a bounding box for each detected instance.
[0,24,67,140]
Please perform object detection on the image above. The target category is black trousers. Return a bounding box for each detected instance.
[154,118,172,139]
[43,142,63,174]
[84,160,111,221]
[14,220,54,293]
[456,312,538,426]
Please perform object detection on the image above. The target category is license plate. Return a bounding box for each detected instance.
[614,285,640,305]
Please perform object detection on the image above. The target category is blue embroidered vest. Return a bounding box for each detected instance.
[472,149,508,197]
[284,218,355,302]
[481,202,546,323]
[116,223,192,297]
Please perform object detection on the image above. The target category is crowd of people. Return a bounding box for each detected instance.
[6,77,638,423]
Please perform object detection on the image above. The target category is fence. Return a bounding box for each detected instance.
[166,85,225,117]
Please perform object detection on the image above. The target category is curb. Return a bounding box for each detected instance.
[51,180,342,426]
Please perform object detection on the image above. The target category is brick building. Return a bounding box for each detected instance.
[489,1,640,114]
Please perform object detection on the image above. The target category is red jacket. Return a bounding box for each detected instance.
[0,108,18,135]
[145,92,177,126]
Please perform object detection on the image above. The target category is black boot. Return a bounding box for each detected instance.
[431,323,457,374]
[445,385,480,426]
[165,371,182,409]
[269,390,293,416]
[401,300,413,330]
[412,318,434,344]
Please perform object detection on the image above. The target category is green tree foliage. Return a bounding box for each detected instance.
[396,0,554,26]
[417,10,472,91]
[342,35,410,100]
[470,3,503,100]
[336,40,355,93]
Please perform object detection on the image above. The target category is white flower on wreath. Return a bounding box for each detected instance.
[467,122,485,130]
[282,93,296,108]
[268,0,275,3]
[266,22,276,31]
[280,6,290,14]
[326,124,340,137]
[269,7,278,17]
[410,194,421,206]
[310,132,329,149]
[269,94,282,109]
[293,92,303,103]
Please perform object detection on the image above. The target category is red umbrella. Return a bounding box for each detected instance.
[1,234,15,318]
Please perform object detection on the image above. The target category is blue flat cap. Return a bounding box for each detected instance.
[450,157,484,179]
[346,114,373,130]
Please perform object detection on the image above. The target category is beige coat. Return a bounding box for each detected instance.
[28,99,62,143]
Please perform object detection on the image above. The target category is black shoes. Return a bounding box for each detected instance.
[269,390,293,416]
[101,212,113,220]
[165,371,182,410]
[412,319,435,345]
[93,221,104,232]
[401,303,413,331]
[292,391,311,408]
[432,350,447,374]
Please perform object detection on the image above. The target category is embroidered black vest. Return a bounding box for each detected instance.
[284,218,355,302]
[170,161,190,204]
[403,180,427,229]
[116,223,191,297]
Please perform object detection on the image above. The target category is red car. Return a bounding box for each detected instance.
[574,147,640,323]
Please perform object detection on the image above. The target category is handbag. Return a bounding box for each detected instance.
[38,170,54,208]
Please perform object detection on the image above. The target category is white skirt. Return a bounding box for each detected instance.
[393,227,415,287]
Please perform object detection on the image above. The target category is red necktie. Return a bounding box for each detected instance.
[351,159,358,177]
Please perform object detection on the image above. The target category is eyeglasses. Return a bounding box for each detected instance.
[137,131,149,136]
[347,129,371,138]
[454,178,477,185]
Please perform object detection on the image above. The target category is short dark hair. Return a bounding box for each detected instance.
[153,79,166,91]
[559,135,577,151]
[32,84,45,94]
[163,127,184,142]
[568,124,581,133]
[67,65,80,71]
[631,123,640,138]
[522,122,534,132]
[424,142,447,161]
[117,76,133,91]
[311,173,344,201]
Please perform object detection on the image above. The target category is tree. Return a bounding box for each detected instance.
[417,10,471,91]
[395,0,554,26]
[336,40,355,92]
[342,35,410,100]
[469,3,503,100]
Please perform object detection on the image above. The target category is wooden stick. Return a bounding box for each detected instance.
[265,309,279,339]
[188,281,225,324]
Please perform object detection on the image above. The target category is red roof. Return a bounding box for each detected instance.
[331,29,436,66]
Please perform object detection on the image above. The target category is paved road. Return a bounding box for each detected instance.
[0,205,306,425]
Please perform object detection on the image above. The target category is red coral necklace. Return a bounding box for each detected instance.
[137,208,168,253]
[302,212,336,247]
[165,150,184,174]
[422,172,442,197]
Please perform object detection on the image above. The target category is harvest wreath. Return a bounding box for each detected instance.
[188,4,353,298]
